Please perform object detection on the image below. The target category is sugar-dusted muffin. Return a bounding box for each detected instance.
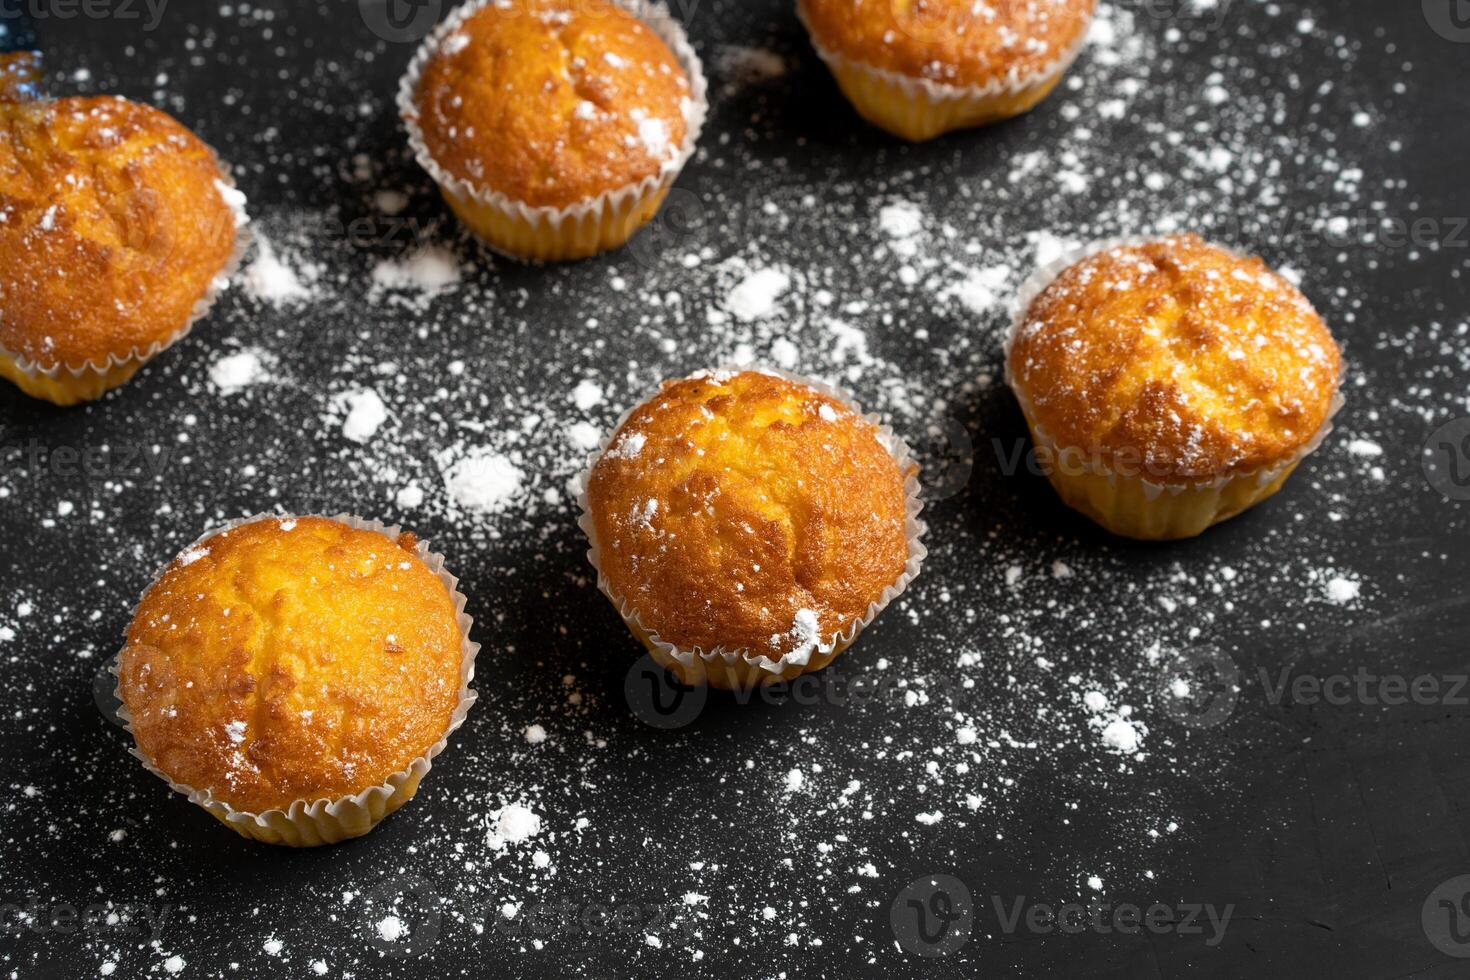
[400,0,706,261]
[117,515,477,846]
[0,92,246,406]
[580,369,925,689]
[797,0,1096,141]
[1006,234,1344,540]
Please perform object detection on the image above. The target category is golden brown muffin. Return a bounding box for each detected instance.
[402,0,705,260]
[797,0,1096,140]
[413,0,694,209]
[0,95,242,404]
[585,370,916,686]
[1007,234,1343,539]
[118,516,468,840]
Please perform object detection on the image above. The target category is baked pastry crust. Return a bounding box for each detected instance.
[1008,234,1343,482]
[0,95,237,370]
[118,517,464,815]
[799,0,1096,88]
[412,0,694,210]
[586,370,911,659]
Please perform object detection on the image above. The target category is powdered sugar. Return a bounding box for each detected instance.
[209,349,269,394]
[443,449,524,516]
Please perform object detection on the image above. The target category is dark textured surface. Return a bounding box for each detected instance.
[1,1,1468,978]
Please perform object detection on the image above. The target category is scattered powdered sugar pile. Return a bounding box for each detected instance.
[331,388,389,444]
[443,448,526,517]
[486,803,544,851]
[241,234,320,307]
[208,348,271,394]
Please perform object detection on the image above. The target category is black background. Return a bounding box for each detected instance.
[2,0,1469,977]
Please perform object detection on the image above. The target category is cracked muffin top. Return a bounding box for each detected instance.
[586,370,912,662]
[0,95,240,369]
[409,0,695,209]
[1008,234,1343,482]
[118,517,465,814]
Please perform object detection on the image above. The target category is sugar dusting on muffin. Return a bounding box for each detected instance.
[0,95,241,369]
[1010,234,1343,481]
[587,370,911,661]
[119,516,465,815]
[411,0,695,209]
[799,0,1097,86]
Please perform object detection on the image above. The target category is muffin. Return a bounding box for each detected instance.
[1006,234,1344,540]
[578,369,926,690]
[0,91,247,406]
[797,0,1096,141]
[399,0,707,262]
[116,515,478,846]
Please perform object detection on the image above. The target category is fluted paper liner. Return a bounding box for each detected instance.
[112,513,480,847]
[398,0,708,262]
[1004,235,1346,540]
[796,0,1093,141]
[0,172,250,406]
[575,367,928,691]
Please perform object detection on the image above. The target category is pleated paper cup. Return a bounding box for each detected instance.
[575,367,928,691]
[113,514,480,847]
[796,0,1092,142]
[1005,236,1346,541]
[0,174,249,407]
[398,0,708,263]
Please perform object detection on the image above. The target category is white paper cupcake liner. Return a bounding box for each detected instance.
[0,169,249,401]
[1004,234,1346,506]
[397,0,708,262]
[112,513,480,847]
[574,367,928,689]
[795,0,1092,139]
